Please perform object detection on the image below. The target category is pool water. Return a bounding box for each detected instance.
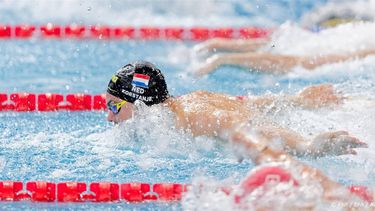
[1,0,375,210]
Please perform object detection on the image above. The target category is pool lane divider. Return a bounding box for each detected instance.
[0,93,247,112]
[0,93,106,112]
[0,181,373,203]
[0,24,271,40]
[0,181,188,202]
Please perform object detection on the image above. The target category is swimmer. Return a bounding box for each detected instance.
[229,128,374,209]
[193,37,375,75]
[106,61,367,158]
[300,0,375,30]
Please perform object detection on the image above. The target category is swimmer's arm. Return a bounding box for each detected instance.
[231,131,353,201]
[229,125,367,158]
[289,84,344,109]
[249,84,344,110]
[194,52,302,76]
[230,126,312,157]
[300,48,375,69]
[194,38,268,53]
[194,48,375,76]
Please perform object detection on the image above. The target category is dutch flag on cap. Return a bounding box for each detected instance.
[132,73,150,88]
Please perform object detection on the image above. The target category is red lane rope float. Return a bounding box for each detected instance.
[0,93,106,112]
[0,181,373,203]
[0,181,188,202]
[0,24,271,40]
[0,93,246,112]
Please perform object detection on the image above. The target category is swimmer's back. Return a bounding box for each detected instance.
[168,91,252,136]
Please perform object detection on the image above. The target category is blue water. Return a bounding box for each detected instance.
[1,0,375,210]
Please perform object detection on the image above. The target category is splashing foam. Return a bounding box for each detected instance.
[266,21,375,56]
[265,21,375,85]
[86,103,235,171]
[181,163,345,210]
[179,78,375,209]
[267,93,375,185]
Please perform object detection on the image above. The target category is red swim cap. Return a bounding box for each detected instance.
[348,186,373,203]
[235,166,299,204]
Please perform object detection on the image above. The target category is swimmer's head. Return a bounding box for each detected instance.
[235,166,299,204]
[107,61,169,105]
[106,61,169,123]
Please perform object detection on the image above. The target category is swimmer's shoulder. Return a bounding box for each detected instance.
[174,91,250,107]
[178,90,220,100]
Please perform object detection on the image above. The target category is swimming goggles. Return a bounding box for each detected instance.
[107,100,127,115]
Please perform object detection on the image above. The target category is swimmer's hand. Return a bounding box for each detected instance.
[309,131,368,157]
[297,84,345,109]
[192,55,222,76]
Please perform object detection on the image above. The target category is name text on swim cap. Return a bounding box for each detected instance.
[131,86,145,94]
[122,89,153,102]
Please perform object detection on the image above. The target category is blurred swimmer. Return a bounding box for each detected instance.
[228,129,374,209]
[300,0,375,30]
[106,61,367,158]
[193,37,375,76]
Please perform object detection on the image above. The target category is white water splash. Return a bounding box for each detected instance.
[265,21,375,56]
[181,163,347,211]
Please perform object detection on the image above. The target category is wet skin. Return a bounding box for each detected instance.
[106,84,367,157]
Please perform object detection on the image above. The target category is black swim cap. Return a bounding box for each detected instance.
[107,61,169,106]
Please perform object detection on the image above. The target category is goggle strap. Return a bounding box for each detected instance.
[116,101,127,110]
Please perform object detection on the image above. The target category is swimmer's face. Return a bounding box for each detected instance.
[106,93,134,124]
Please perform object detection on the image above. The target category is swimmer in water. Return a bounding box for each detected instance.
[192,37,375,76]
[229,127,374,209]
[106,61,367,158]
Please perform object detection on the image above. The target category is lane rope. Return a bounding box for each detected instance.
[0,93,105,112]
[0,24,271,40]
[0,93,247,112]
[0,181,372,203]
[0,181,187,202]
